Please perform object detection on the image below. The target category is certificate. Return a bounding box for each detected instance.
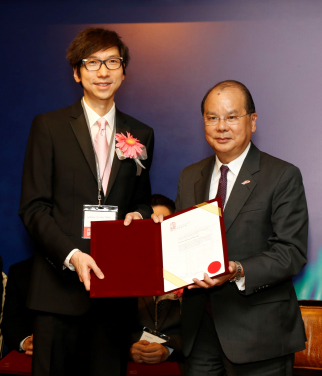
[161,201,226,292]
[90,198,229,298]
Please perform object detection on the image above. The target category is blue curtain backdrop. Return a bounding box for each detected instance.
[1,0,321,299]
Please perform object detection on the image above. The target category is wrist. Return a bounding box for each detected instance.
[70,250,82,265]
[21,336,31,351]
[230,261,243,282]
[162,346,170,361]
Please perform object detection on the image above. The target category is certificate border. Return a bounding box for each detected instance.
[162,197,230,292]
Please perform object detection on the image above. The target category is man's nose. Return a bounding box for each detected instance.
[97,63,110,77]
[217,119,229,131]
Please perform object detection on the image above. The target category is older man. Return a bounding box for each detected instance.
[164,80,307,376]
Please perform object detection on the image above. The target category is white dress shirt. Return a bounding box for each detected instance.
[209,142,251,290]
[64,98,116,270]
[82,97,116,167]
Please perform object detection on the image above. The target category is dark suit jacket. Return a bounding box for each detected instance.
[19,99,154,316]
[131,297,183,359]
[2,258,33,352]
[131,297,185,374]
[176,143,308,364]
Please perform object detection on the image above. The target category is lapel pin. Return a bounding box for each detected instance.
[241,180,250,185]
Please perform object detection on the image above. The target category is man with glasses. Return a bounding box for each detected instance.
[171,80,308,375]
[19,28,154,376]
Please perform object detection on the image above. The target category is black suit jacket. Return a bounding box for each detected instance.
[19,99,154,316]
[2,257,33,352]
[176,143,308,364]
[131,297,185,374]
[131,297,183,359]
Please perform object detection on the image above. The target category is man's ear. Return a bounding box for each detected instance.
[73,67,81,83]
[251,113,257,133]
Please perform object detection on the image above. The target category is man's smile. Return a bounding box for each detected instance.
[215,137,231,143]
[94,82,112,88]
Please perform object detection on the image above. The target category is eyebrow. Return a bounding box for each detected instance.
[205,109,239,116]
[227,109,239,115]
[87,54,120,59]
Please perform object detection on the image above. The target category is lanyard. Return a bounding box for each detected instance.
[81,99,116,206]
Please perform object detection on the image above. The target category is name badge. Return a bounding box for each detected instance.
[139,327,170,344]
[82,205,118,239]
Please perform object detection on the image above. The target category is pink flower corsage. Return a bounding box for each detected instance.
[115,132,147,176]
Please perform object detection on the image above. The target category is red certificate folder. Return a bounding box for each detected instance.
[90,198,229,298]
[0,351,32,375]
[126,361,181,375]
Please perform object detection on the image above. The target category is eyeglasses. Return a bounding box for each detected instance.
[82,57,123,71]
[204,113,251,126]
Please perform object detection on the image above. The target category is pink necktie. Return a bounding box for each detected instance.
[94,118,111,195]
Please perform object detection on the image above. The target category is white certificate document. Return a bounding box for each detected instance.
[161,201,226,292]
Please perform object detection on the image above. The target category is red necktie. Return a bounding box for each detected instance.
[216,165,229,207]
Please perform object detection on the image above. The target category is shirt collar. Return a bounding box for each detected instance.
[82,97,115,130]
[214,142,251,177]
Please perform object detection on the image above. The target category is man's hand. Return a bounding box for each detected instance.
[151,213,164,223]
[140,342,170,364]
[130,341,170,364]
[70,251,104,291]
[129,340,150,363]
[22,335,33,356]
[188,261,244,289]
[124,212,143,226]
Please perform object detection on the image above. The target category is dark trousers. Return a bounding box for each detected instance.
[186,312,295,376]
[32,297,136,376]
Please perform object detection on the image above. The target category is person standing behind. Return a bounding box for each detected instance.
[2,257,34,355]
[19,28,154,376]
[130,195,184,366]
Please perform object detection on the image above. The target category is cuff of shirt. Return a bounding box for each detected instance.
[19,336,31,352]
[164,346,174,355]
[235,276,245,291]
[63,249,80,271]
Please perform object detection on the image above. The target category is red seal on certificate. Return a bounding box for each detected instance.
[208,261,221,274]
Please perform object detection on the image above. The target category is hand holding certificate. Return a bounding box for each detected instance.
[90,198,229,297]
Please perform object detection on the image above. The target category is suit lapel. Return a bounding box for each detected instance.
[143,296,156,324]
[70,100,97,182]
[104,109,130,202]
[224,143,260,233]
[143,296,173,330]
[157,300,172,330]
[194,156,215,204]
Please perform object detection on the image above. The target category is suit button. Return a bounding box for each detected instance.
[266,285,269,287]
[255,289,258,293]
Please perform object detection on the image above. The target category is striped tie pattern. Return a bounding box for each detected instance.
[94,118,111,195]
[216,165,229,207]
